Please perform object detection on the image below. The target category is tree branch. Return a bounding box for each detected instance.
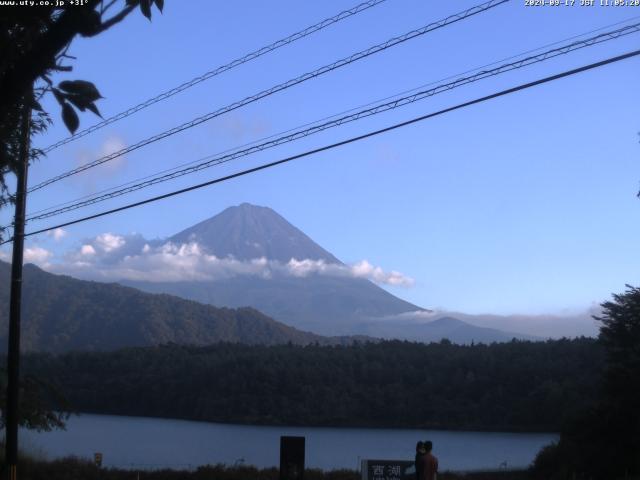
[0,1,137,119]
[101,0,119,15]
[0,1,100,117]
[86,4,136,37]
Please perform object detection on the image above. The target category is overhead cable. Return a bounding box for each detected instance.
[25,15,640,219]
[2,47,636,245]
[40,0,391,153]
[23,21,640,223]
[28,0,509,193]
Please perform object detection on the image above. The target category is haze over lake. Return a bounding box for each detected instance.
[21,414,557,471]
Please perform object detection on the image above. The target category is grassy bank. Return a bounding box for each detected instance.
[5,457,530,480]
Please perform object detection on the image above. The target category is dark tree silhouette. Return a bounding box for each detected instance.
[533,285,640,479]
[0,0,165,428]
[0,0,164,235]
[592,285,640,477]
[0,368,69,432]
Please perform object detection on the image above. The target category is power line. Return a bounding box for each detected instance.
[28,0,509,193]
[3,47,637,245]
[24,15,640,220]
[39,0,390,154]
[22,21,640,224]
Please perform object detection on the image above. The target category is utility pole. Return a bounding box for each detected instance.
[5,91,32,480]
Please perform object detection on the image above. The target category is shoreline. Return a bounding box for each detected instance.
[9,457,531,480]
[63,411,560,435]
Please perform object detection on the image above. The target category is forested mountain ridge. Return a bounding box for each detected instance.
[21,338,603,431]
[125,275,425,337]
[0,261,361,351]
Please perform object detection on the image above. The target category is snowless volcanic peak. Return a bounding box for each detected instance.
[170,203,341,264]
[135,203,423,336]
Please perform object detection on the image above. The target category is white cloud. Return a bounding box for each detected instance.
[285,258,414,287]
[80,244,96,256]
[55,237,270,283]
[286,258,335,277]
[100,136,126,155]
[47,228,67,241]
[94,233,125,252]
[52,234,414,288]
[369,310,438,324]
[351,260,414,287]
[24,246,53,265]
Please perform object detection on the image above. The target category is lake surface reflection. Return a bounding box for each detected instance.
[21,414,557,471]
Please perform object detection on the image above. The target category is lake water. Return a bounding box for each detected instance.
[20,414,557,472]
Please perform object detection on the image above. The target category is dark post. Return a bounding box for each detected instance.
[280,436,305,480]
[5,93,31,480]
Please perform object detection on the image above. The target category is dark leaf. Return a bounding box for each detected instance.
[51,88,65,105]
[65,92,103,118]
[140,0,151,19]
[61,103,79,134]
[85,102,102,118]
[155,0,164,12]
[65,95,87,112]
[77,9,102,36]
[30,99,44,112]
[126,0,139,5]
[58,80,102,102]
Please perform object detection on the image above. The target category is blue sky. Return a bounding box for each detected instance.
[1,0,639,315]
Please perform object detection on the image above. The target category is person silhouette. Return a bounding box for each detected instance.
[414,441,425,480]
[417,440,438,480]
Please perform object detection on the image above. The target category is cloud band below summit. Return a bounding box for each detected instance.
[45,234,414,287]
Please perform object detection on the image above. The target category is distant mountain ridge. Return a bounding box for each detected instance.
[355,316,540,343]
[0,261,363,352]
[439,310,599,338]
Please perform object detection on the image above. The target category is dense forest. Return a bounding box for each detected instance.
[21,338,602,432]
[530,286,640,479]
